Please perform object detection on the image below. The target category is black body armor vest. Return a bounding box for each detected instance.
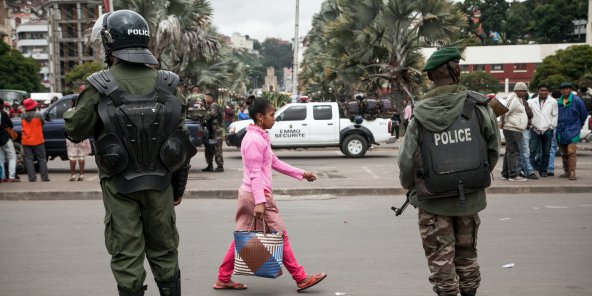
[88,69,196,194]
[413,92,492,205]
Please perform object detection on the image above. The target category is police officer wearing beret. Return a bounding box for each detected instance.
[398,47,501,296]
[64,10,196,296]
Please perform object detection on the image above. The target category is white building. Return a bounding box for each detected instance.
[16,21,50,90]
[230,32,254,52]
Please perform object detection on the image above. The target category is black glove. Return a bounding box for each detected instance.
[171,162,191,200]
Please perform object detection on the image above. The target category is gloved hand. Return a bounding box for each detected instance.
[171,162,191,206]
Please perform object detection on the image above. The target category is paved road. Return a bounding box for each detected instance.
[1,194,590,295]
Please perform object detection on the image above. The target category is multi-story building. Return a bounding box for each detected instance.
[16,21,50,89]
[43,0,101,92]
[421,43,584,93]
[230,32,254,52]
[0,0,11,45]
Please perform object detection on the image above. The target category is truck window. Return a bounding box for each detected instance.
[46,99,72,120]
[277,105,306,121]
[313,105,332,120]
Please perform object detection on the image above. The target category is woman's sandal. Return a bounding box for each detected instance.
[69,175,76,182]
[212,281,248,290]
[77,175,84,181]
[296,273,327,292]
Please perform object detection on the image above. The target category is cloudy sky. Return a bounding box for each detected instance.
[210,0,321,41]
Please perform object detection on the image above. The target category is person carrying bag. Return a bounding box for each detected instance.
[213,98,327,292]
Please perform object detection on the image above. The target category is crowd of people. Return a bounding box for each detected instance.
[0,95,94,183]
[499,81,589,181]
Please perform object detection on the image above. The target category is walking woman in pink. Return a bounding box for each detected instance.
[213,98,327,292]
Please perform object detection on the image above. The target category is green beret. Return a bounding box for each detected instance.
[422,47,462,72]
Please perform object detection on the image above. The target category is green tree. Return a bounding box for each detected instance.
[301,0,466,102]
[530,45,592,90]
[477,0,509,38]
[530,0,588,43]
[460,71,501,93]
[504,1,532,44]
[0,40,43,93]
[65,62,104,85]
[260,38,293,84]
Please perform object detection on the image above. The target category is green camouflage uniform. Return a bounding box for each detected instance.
[186,92,206,121]
[64,62,185,295]
[398,85,500,296]
[204,101,224,167]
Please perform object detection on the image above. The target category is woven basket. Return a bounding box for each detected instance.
[233,219,284,279]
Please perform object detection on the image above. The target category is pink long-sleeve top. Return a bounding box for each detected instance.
[240,125,305,204]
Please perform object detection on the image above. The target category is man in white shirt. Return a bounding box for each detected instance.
[500,82,529,181]
[528,85,558,177]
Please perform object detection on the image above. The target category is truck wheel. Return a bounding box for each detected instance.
[341,134,367,158]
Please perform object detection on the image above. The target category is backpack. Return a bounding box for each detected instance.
[364,99,378,116]
[347,101,359,116]
[380,98,393,114]
[413,93,491,205]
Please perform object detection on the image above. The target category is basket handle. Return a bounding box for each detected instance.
[250,218,270,234]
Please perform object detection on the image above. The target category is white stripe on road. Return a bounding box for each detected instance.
[362,166,380,179]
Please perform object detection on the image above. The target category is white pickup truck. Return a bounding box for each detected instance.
[225,102,396,157]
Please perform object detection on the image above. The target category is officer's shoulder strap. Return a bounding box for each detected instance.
[155,70,179,95]
[462,90,488,120]
[87,70,119,97]
[466,90,489,106]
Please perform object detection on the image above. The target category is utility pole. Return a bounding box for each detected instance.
[587,0,592,44]
[291,0,299,98]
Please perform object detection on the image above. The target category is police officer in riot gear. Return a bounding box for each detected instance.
[64,10,196,296]
[398,47,500,296]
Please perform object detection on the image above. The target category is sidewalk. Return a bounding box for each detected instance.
[2,140,591,200]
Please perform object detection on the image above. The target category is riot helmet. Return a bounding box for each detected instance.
[91,10,158,65]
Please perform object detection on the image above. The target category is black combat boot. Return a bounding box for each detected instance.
[460,289,477,296]
[155,270,181,296]
[215,166,224,172]
[117,285,147,296]
[202,165,213,172]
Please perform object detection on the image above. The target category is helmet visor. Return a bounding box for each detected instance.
[90,13,106,42]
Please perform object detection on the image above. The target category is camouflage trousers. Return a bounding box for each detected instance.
[418,208,481,296]
[205,140,223,167]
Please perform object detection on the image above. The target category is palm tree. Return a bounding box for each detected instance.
[116,0,221,75]
[302,0,466,102]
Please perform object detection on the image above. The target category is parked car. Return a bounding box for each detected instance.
[11,95,204,161]
[226,102,396,157]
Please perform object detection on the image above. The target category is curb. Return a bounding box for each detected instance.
[1,186,591,201]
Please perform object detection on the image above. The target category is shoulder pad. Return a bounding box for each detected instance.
[466,90,489,106]
[87,70,119,96]
[156,70,180,95]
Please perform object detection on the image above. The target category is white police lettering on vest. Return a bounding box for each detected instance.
[127,29,149,36]
[433,128,472,146]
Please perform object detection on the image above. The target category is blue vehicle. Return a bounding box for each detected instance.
[11,95,204,161]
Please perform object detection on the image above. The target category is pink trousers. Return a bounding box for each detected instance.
[217,230,307,283]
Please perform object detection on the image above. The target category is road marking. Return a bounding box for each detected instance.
[578,204,592,207]
[499,217,511,221]
[544,205,569,209]
[362,166,380,179]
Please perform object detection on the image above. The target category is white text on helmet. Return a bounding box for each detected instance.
[127,29,149,36]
